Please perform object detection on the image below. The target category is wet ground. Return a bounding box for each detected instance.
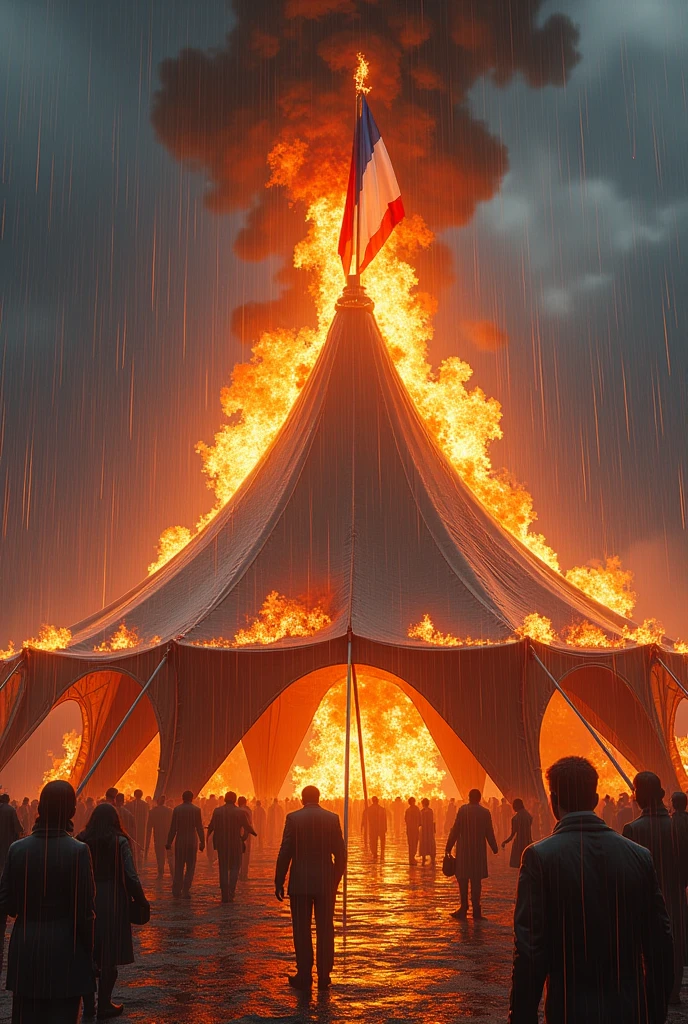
[2,833,688,1023]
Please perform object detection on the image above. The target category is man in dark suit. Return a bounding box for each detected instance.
[445,788,497,919]
[275,785,346,991]
[623,771,688,1006]
[145,794,173,878]
[207,791,256,902]
[508,756,674,1024]
[0,793,22,873]
[166,790,205,898]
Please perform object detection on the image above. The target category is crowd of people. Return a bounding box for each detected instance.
[0,761,686,1020]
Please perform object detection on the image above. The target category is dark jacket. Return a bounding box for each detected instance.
[509,811,673,1024]
[146,804,173,849]
[0,828,96,997]
[275,804,346,897]
[78,832,148,967]
[167,801,204,849]
[446,802,497,879]
[0,803,22,864]
[507,808,533,869]
[208,803,255,863]
[671,809,688,886]
[623,807,687,914]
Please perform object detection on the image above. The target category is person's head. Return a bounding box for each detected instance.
[604,794,610,802]
[468,789,481,805]
[633,772,664,811]
[421,798,429,808]
[672,791,688,812]
[22,796,29,806]
[105,787,118,804]
[157,794,166,806]
[238,795,247,807]
[371,796,379,805]
[83,802,126,841]
[0,793,10,805]
[182,790,193,803]
[301,785,320,806]
[408,797,416,806]
[115,792,125,807]
[512,798,524,812]
[225,791,237,804]
[37,780,76,830]
[256,800,261,807]
[134,789,143,800]
[546,756,598,819]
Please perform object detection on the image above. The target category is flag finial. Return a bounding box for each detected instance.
[354,52,371,95]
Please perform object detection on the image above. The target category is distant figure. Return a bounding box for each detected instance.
[509,756,674,1024]
[419,799,436,866]
[253,799,267,850]
[445,788,497,919]
[78,803,149,1019]
[0,781,95,1023]
[405,797,422,865]
[105,788,118,806]
[615,792,634,832]
[275,785,346,991]
[267,797,285,846]
[623,771,687,1005]
[366,796,387,860]
[0,793,22,872]
[114,792,136,842]
[17,796,31,835]
[444,798,456,836]
[204,794,218,864]
[393,796,404,838]
[207,792,256,902]
[166,790,205,898]
[601,794,616,827]
[128,789,149,867]
[501,798,533,869]
[238,796,254,880]
[499,796,512,842]
[671,791,688,874]
[146,795,174,878]
[74,797,88,835]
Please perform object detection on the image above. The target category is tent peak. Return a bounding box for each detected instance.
[336,277,374,311]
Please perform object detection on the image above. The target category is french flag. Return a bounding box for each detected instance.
[338,96,405,277]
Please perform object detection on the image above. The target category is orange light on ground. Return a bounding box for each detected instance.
[291,675,446,801]
[42,729,81,785]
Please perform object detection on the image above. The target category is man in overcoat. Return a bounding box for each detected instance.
[166,790,205,897]
[445,788,498,919]
[0,793,22,873]
[207,791,256,902]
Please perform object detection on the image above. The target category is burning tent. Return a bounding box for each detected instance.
[1,281,687,804]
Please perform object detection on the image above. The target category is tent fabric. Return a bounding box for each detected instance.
[2,293,687,801]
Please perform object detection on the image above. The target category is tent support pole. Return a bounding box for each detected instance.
[76,647,170,797]
[531,647,633,790]
[352,664,368,809]
[655,655,688,702]
[342,635,353,932]
[0,655,24,695]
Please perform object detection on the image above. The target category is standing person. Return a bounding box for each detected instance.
[405,797,422,866]
[444,798,456,837]
[78,803,149,1019]
[17,796,31,835]
[145,795,173,878]
[237,795,254,880]
[501,798,533,869]
[253,799,267,850]
[166,790,205,898]
[615,792,634,832]
[275,785,346,991]
[419,799,436,866]
[367,796,387,860]
[0,793,22,872]
[393,796,404,839]
[207,792,256,902]
[499,797,512,842]
[267,798,284,846]
[445,788,498,920]
[0,780,96,1023]
[204,794,218,864]
[128,790,148,868]
[114,793,136,843]
[623,772,687,1005]
[509,756,674,1024]
[601,794,616,827]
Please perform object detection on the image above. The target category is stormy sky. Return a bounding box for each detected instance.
[1,0,686,653]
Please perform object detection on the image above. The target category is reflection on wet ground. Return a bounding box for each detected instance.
[1,833,688,1023]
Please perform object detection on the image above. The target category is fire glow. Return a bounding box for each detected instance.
[42,729,81,786]
[192,591,331,648]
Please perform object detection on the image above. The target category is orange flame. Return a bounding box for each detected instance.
[516,613,556,645]
[42,729,81,785]
[199,742,255,800]
[93,622,141,653]
[24,625,72,651]
[0,641,16,661]
[564,557,636,619]
[407,614,498,647]
[354,52,371,95]
[192,591,331,648]
[115,735,160,796]
[675,641,688,655]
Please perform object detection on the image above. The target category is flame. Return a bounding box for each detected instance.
[192,590,331,648]
[0,641,16,660]
[24,625,72,651]
[564,558,636,618]
[561,621,625,649]
[407,614,497,647]
[517,613,556,645]
[354,52,371,95]
[42,729,81,785]
[675,641,688,655]
[677,736,688,774]
[292,675,445,800]
[621,618,665,646]
[199,741,255,799]
[94,622,140,653]
[148,526,192,575]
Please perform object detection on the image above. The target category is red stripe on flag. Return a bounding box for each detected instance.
[359,196,405,275]
[338,146,357,276]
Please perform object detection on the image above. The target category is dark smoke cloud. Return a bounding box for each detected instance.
[152,0,580,339]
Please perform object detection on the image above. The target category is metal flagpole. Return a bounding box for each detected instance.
[76,646,171,796]
[342,633,354,931]
[0,655,24,696]
[354,90,363,282]
[530,647,633,789]
[352,664,368,808]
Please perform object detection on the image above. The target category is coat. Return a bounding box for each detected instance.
[207,803,255,865]
[167,801,204,850]
[0,828,95,997]
[79,832,147,967]
[275,804,346,897]
[507,808,533,869]
[0,803,22,867]
[508,811,673,1024]
[446,803,497,880]
[419,807,436,857]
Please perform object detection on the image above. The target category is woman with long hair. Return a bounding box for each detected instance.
[78,803,149,1019]
[0,780,96,1023]
[501,798,533,868]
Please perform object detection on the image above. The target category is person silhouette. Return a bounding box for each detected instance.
[253,799,267,850]
[419,798,436,866]
[501,798,533,869]
[207,792,256,903]
[274,785,345,991]
[405,797,422,865]
[366,796,387,860]
[509,756,674,1023]
[146,795,173,878]
[166,790,205,898]
[237,795,254,880]
[445,788,497,919]
[0,793,22,873]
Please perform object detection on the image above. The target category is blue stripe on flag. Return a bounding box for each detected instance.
[356,96,381,195]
